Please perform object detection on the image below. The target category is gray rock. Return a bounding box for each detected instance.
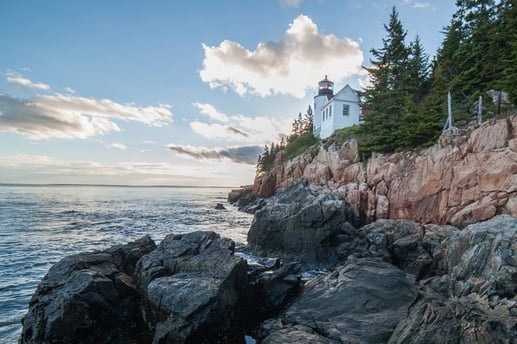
[266,257,417,343]
[444,215,517,298]
[21,235,156,344]
[390,215,517,344]
[135,231,249,343]
[388,287,462,344]
[247,182,365,269]
[263,325,336,344]
[360,219,457,279]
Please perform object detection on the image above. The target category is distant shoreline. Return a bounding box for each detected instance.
[0,183,237,189]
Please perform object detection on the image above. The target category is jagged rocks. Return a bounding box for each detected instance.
[21,235,157,344]
[443,215,517,298]
[21,231,304,344]
[134,231,249,343]
[253,115,517,226]
[360,219,458,279]
[261,258,417,343]
[247,182,366,269]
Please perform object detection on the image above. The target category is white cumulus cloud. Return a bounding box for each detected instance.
[109,143,127,150]
[190,103,291,143]
[7,75,51,91]
[192,102,229,122]
[199,15,364,98]
[0,93,173,139]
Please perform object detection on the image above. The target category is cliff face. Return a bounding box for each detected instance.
[254,115,517,225]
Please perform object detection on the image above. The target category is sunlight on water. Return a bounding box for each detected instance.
[0,185,252,343]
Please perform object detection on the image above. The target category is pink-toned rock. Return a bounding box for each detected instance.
[253,115,517,225]
[509,139,517,152]
[254,171,277,198]
[505,196,517,218]
[339,139,360,163]
[449,199,497,225]
[511,115,517,138]
[376,195,389,219]
[468,118,510,152]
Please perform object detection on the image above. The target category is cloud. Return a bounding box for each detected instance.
[7,75,51,91]
[413,2,430,9]
[168,144,262,165]
[64,87,76,94]
[190,103,291,143]
[226,126,250,137]
[280,0,303,8]
[199,15,364,98]
[0,93,173,139]
[401,0,431,9]
[192,102,229,122]
[109,143,127,150]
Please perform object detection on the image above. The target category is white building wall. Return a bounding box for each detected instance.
[317,86,361,139]
[313,95,327,138]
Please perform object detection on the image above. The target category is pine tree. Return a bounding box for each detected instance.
[359,6,411,154]
[407,35,430,106]
[302,105,314,133]
[451,0,497,97]
[497,0,517,103]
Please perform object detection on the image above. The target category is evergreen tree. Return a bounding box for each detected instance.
[407,35,431,105]
[302,105,314,133]
[359,6,411,154]
[497,0,517,103]
[450,0,497,97]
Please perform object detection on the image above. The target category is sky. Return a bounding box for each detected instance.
[0,0,457,187]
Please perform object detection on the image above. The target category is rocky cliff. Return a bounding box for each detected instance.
[22,185,517,343]
[254,114,517,226]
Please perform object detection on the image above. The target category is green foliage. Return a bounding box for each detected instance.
[256,105,317,173]
[285,132,318,160]
[330,125,363,147]
[260,2,517,170]
[358,6,438,157]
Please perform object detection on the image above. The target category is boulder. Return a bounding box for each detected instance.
[391,215,517,343]
[360,219,458,279]
[443,215,517,298]
[263,258,417,343]
[135,231,249,343]
[247,182,366,269]
[21,236,156,344]
[390,285,517,344]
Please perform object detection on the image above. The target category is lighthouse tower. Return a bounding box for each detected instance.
[313,75,334,138]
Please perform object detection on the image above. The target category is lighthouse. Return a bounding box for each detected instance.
[313,75,334,138]
[312,76,361,139]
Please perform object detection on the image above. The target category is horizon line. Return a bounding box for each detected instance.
[0,182,250,189]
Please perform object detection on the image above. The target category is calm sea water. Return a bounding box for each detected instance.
[0,185,253,343]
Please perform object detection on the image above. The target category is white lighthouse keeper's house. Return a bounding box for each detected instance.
[313,76,361,139]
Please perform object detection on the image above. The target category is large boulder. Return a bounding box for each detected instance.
[262,257,417,343]
[360,219,458,279]
[247,182,366,269]
[21,236,156,344]
[135,231,249,343]
[443,215,517,298]
[390,215,517,343]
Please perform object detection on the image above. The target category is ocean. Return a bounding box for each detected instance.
[0,184,253,343]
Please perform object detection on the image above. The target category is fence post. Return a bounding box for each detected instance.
[478,95,482,125]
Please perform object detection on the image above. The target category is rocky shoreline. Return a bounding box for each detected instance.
[253,115,517,226]
[21,182,517,343]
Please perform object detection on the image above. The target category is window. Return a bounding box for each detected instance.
[343,104,350,116]
[329,105,332,117]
